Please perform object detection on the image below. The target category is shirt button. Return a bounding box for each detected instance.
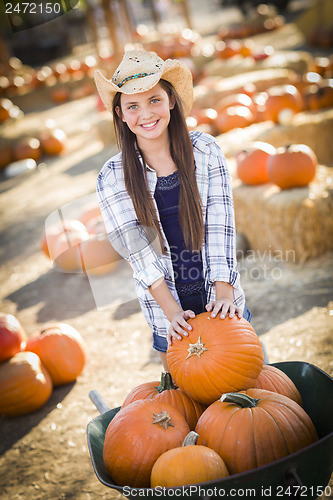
[164,246,168,251]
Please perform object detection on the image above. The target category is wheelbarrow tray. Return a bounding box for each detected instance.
[87,361,333,499]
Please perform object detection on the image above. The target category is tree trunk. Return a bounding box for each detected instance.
[0,32,11,73]
[101,0,121,57]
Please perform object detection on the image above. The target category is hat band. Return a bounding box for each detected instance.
[116,72,155,88]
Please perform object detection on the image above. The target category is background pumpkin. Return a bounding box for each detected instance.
[122,371,206,430]
[255,365,303,406]
[103,399,190,487]
[167,313,264,405]
[195,389,318,475]
[267,144,317,189]
[0,351,52,416]
[25,323,86,386]
[0,312,27,362]
[236,141,276,185]
[151,431,229,487]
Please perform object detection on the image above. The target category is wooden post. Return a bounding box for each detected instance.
[101,0,121,57]
[178,0,192,30]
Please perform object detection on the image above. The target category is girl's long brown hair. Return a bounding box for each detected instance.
[112,79,204,253]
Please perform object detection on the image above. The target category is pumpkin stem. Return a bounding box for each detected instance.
[152,411,175,429]
[182,431,199,447]
[221,392,260,408]
[186,336,208,359]
[155,372,177,393]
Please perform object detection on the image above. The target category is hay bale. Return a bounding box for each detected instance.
[193,68,296,109]
[202,50,312,79]
[231,166,333,263]
[216,108,333,164]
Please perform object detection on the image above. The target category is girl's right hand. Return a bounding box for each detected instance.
[167,310,195,346]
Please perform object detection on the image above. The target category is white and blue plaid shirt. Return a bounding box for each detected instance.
[96,131,245,341]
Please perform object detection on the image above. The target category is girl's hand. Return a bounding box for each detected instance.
[167,310,195,346]
[206,298,242,319]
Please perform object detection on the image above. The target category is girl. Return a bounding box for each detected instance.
[95,49,251,372]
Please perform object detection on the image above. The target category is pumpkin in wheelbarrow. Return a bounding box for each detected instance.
[103,399,190,488]
[195,389,318,475]
[167,313,264,405]
[121,371,206,430]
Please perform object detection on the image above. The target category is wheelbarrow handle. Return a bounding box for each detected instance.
[89,389,112,414]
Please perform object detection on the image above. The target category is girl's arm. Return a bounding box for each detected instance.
[206,281,242,319]
[148,277,195,345]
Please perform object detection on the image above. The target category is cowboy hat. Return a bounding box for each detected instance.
[94,50,193,117]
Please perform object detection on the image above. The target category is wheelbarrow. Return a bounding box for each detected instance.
[87,361,333,499]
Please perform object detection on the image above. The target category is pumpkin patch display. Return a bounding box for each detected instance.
[195,389,318,475]
[267,144,317,189]
[255,364,303,406]
[0,312,27,362]
[103,399,190,487]
[151,431,229,487]
[236,141,276,185]
[25,322,86,386]
[122,371,206,430]
[0,351,52,416]
[167,312,264,405]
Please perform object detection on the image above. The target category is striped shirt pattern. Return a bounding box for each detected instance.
[96,131,245,342]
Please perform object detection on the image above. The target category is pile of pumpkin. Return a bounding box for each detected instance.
[0,125,67,174]
[0,312,87,416]
[235,141,318,189]
[102,312,318,488]
[0,55,98,99]
[40,202,120,275]
[188,75,333,135]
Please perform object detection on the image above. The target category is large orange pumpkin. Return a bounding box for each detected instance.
[122,371,206,430]
[236,141,276,185]
[267,144,317,189]
[255,365,303,406]
[0,351,53,416]
[151,431,229,487]
[196,389,318,475]
[103,399,190,487]
[80,235,120,276]
[25,323,86,386]
[167,313,264,405]
[0,312,27,362]
[53,230,89,272]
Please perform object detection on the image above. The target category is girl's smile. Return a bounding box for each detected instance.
[116,83,174,146]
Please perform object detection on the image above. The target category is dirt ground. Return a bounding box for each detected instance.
[1,8,333,500]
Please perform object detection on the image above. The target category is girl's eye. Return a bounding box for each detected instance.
[151,99,160,104]
[128,105,137,110]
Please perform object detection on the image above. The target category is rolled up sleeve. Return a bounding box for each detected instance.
[97,169,168,290]
[205,141,240,288]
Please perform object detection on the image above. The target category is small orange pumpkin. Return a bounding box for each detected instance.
[236,141,276,185]
[264,84,304,123]
[214,105,255,134]
[40,218,88,259]
[0,312,27,362]
[25,323,86,386]
[167,313,264,405]
[196,389,318,475]
[40,128,67,155]
[14,137,41,161]
[103,399,190,487]
[122,371,206,430]
[0,351,52,416]
[267,144,317,189]
[255,365,303,406]
[151,431,229,487]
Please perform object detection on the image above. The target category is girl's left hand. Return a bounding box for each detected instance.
[206,298,242,319]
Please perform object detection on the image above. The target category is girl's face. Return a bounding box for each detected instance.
[116,82,175,146]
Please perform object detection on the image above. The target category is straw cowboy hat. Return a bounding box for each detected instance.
[94,50,193,117]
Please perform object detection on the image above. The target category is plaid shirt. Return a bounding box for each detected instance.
[96,131,245,341]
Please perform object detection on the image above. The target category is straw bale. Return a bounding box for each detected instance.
[193,68,296,109]
[231,165,333,263]
[202,50,312,79]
